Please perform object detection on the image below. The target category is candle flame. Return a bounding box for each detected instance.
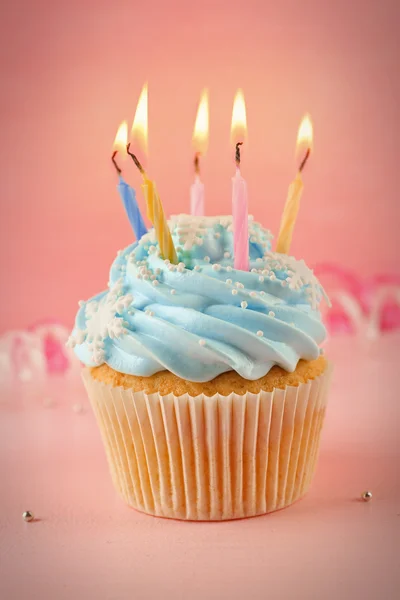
[131,83,148,156]
[192,89,209,155]
[113,121,128,156]
[230,89,247,144]
[296,114,313,153]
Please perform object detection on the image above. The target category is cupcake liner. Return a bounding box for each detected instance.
[82,363,332,520]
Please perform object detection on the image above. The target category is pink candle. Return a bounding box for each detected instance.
[190,174,204,216]
[191,90,208,215]
[232,167,249,271]
[231,89,249,271]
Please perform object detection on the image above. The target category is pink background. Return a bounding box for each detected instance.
[0,0,399,332]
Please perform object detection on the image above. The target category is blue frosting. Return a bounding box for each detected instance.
[69,215,327,382]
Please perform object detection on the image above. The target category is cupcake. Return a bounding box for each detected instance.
[69,215,331,520]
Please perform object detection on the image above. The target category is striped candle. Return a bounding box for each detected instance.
[142,177,178,264]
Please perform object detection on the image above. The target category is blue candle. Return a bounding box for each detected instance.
[117,175,148,240]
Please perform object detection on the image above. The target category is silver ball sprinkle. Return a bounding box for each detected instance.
[361,491,373,502]
[22,511,34,522]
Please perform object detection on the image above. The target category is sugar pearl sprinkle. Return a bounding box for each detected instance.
[256,330,264,337]
[241,301,248,309]
[170,289,176,295]
[232,289,238,295]
[198,339,206,346]
[269,311,275,317]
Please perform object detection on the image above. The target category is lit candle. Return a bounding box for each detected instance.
[276,115,313,254]
[231,89,249,271]
[191,90,209,216]
[112,121,147,241]
[128,84,178,264]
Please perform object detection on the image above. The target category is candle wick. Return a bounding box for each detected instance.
[111,151,122,175]
[127,143,145,175]
[235,142,243,167]
[298,148,310,173]
[194,152,201,176]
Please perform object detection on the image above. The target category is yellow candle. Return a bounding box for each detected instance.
[276,173,304,254]
[128,83,178,263]
[142,176,178,263]
[276,115,313,255]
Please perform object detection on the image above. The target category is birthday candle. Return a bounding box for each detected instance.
[190,90,209,216]
[112,121,147,240]
[142,177,177,263]
[231,89,249,271]
[128,84,177,263]
[276,115,313,254]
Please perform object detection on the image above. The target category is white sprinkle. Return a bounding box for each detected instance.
[155,268,161,275]
[136,274,142,279]
[152,280,159,286]
[226,266,232,272]
[235,282,244,289]
[270,274,276,281]
[249,291,257,297]
[232,289,238,295]
[177,266,185,273]
[214,232,221,238]
[170,289,176,295]
[150,275,156,280]
[226,279,232,284]
[256,257,263,263]
[164,259,170,265]
[198,339,206,346]
[241,301,248,309]
[269,311,275,317]
[178,262,185,268]
[250,236,256,243]
[224,251,230,258]
[251,268,257,273]
[259,276,264,282]
[196,238,204,246]
[145,310,154,317]
[256,330,264,337]
[117,250,122,256]
[78,300,85,307]
[281,281,287,287]
[212,264,221,271]
[204,256,210,263]
[143,274,149,280]
[194,265,201,271]
[260,291,266,296]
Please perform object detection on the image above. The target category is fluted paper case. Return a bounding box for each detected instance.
[83,364,332,520]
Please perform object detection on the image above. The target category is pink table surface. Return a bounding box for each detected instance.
[0,335,399,600]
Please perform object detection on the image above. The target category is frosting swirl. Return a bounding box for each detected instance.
[69,215,328,382]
